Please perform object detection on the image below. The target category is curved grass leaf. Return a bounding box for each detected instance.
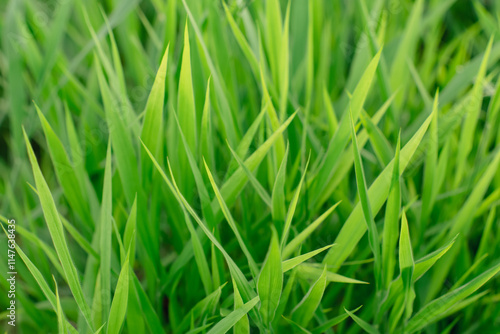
[23,128,94,331]
[206,296,259,334]
[292,266,328,327]
[406,262,500,333]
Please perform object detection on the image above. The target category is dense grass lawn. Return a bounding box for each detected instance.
[1,0,500,333]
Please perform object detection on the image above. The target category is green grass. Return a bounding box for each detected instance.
[1,0,500,333]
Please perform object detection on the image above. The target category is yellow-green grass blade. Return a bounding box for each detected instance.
[396,212,415,328]
[206,296,260,334]
[200,77,215,170]
[406,262,500,333]
[420,92,440,244]
[259,63,285,166]
[36,104,93,228]
[291,266,327,327]
[296,264,367,285]
[23,128,94,331]
[312,306,363,334]
[278,2,290,120]
[142,144,258,316]
[265,0,282,87]
[454,36,493,187]
[281,154,310,250]
[212,110,298,222]
[360,110,393,167]
[345,307,379,334]
[283,202,340,259]
[475,207,496,262]
[107,252,130,334]
[313,93,396,211]
[140,44,169,184]
[203,159,259,277]
[381,132,401,290]
[311,49,381,208]
[99,141,112,322]
[182,0,239,146]
[378,235,458,318]
[222,2,259,80]
[227,143,272,207]
[427,148,500,301]
[350,111,381,289]
[390,0,424,109]
[95,56,139,207]
[272,144,288,224]
[258,227,283,326]
[173,111,215,227]
[225,105,267,179]
[233,279,250,334]
[323,106,434,269]
[177,23,197,184]
[123,195,137,267]
[282,245,333,272]
[54,277,66,334]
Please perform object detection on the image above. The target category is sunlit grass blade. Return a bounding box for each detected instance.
[23,128,94,331]
[200,77,215,170]
[311,49,381,208]
[389,211,414,331]
[177,22,197,185]
[95,55,139,207]
[281,154,310,250]
[223,2,259,79]
[378,235,458,318]
[36,104,93,228]
[381,131,401,291]
[140,44,169,182]
[107,252,130,334]
[54,277,66,334]
[406,262,500,333]
[257,227,283,326]
[350,112,381,289]
[454,36,493,187]
[123,195,137,267]
[282,245,333,272]
[233,278,250,334]
[360,110,393,167]
[324,106,434,269]
[99,141,112,322]
[390,0,423,109]
[272,144,288,224]
[420,92,439,244]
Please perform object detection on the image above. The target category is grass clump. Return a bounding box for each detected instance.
[1,0,500,333]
